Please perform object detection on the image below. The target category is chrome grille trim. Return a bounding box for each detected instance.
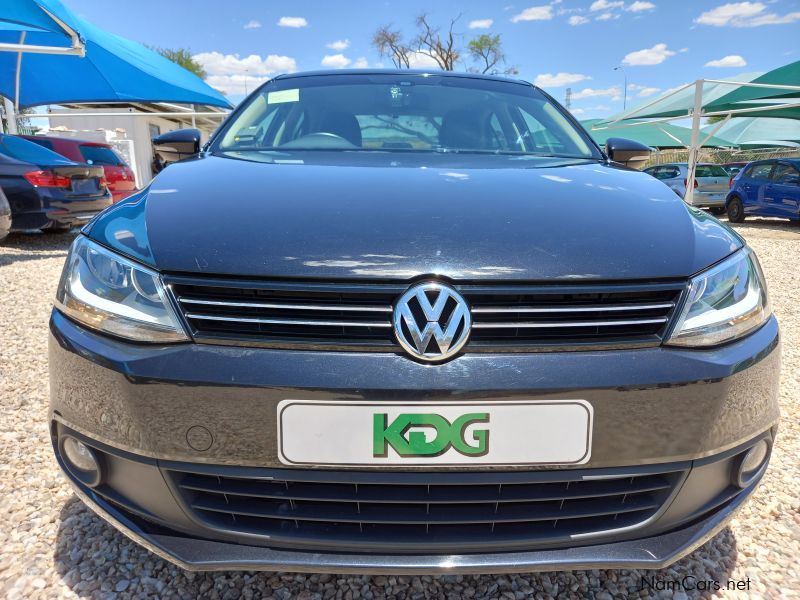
[166,276,686,351]
[472,318,669,329]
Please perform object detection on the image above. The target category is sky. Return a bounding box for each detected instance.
[63,0,800,119]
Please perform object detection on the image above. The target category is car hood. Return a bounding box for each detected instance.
[87,152,743,281]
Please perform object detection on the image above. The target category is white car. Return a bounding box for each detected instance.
[643,163,730,211]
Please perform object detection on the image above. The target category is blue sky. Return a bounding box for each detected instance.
[65,0,799,118]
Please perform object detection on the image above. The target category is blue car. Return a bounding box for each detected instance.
[726,158,800,222]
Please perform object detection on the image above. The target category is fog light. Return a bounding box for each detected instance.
[60,435,103,487]
[733,439,770,488]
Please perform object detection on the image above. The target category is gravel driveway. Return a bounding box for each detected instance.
[1,220,798,599]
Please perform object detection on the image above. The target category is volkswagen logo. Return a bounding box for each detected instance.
[393,282,471,362]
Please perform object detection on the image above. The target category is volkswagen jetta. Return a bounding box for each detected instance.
[49,71,780,574]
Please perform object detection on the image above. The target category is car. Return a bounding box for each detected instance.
[642,162,731,212]
[721,161,749,179]
[49,70,779,574]
[21,135,138,202]
[0,134,112,232]
[726,158,800,223]
[0,185,10,242]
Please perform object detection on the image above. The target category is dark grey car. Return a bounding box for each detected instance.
[49,71,779,574]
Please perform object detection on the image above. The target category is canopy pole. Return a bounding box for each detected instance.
[684,80,703,206]
[3,97,18,134]
[15,32,26,113]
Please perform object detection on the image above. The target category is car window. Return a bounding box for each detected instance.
[25,137,55,151]
[747,163,774,180]
[216,75,598,159]
[79,144,125,166]
[771,164,800,183]
[0,134,75,165]
[695,165,728,178]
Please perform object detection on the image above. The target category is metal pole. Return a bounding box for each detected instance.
[15,32,26,112]
[684,80,703,206]
[614,66,627,110]
[3,97,18,134]
[191,104,196,128]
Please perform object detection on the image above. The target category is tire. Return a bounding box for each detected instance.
[726,196,745,223]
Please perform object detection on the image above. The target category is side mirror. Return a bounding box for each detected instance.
[605,137,653,169]
[152,128,202,164]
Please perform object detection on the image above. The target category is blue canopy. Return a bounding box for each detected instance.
[0,0,231,109]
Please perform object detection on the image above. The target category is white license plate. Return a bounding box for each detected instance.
[277,400,593,467]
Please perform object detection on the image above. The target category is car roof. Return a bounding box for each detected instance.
[21,134,111,148]
[272,69,533,87]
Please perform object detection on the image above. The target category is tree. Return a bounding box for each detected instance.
[150,47,206,79]
[467,34,517,75]
[372,14,513,74]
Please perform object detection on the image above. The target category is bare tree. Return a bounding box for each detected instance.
[372,26,411,69]
[412,14,460,71]
[372,15,514,74]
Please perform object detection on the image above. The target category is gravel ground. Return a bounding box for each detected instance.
[1,220,799,600]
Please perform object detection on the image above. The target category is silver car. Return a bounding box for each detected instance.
[643,163,730,209]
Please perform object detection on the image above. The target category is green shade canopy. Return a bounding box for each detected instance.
[707,60,800,110]
[701,117,800,148]
[581,118,735,149]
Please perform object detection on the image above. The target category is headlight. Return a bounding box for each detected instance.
[55,235,188,342]
[667,247,770,347]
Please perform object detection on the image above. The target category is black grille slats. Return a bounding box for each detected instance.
[166,276,685,351]
[169,468,685,552]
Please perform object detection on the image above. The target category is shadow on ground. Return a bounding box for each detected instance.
[54,494,738,600]
[0,230,75,266]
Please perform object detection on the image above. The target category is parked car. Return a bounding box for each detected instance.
[0,186,10,242]
[50,71,778,574]
[21,135,137,202]
[726,158,800,222]
[642,162,731,212]
[0,134,112,232]
[721,161,749,179]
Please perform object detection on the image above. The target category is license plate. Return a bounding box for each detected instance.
[277,400,593,467]
[71,178,98,194]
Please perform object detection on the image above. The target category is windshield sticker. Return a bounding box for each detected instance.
[267,89,300,104]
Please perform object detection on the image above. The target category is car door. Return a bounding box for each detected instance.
[742,162,775,214]
[765,163,800,218]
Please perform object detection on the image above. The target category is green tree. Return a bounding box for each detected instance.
[467,34,517,75]
[150,47,206,79]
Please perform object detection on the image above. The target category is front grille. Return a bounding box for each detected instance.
[167,466,687,553]
[166,276,685,351]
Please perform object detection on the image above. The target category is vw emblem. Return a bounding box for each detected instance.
[393,282,471,362]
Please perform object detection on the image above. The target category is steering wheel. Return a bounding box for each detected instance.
[279,132,358,149]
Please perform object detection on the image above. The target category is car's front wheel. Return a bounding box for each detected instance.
[726,197,746,223]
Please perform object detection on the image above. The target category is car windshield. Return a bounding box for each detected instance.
[215,74,598,159]
[696,165,728,178]
[0,134,75,166]
[80,144,125,166]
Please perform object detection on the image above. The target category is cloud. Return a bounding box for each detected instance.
[626,1,656,11]
[568,15,590,24]
[407,52,441,68]
[511,6,554,22]
[705,54,747,67]
[571,86,622,100]
[590,0,624,11]
[321,54,352,69]
[622,43,676,66]
[469,19,494,28]
[277,16,308,28]
[194,51,297,95]
[595,12,618,20]
[243,20,261,29]
[695,2,800,27]
[570,108,586,115]
[534,72,591,87]
[353,57,369,68]
[326,39,350,51]
[638,88,660,97]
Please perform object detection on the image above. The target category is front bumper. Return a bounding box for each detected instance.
[49,310,781,572]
